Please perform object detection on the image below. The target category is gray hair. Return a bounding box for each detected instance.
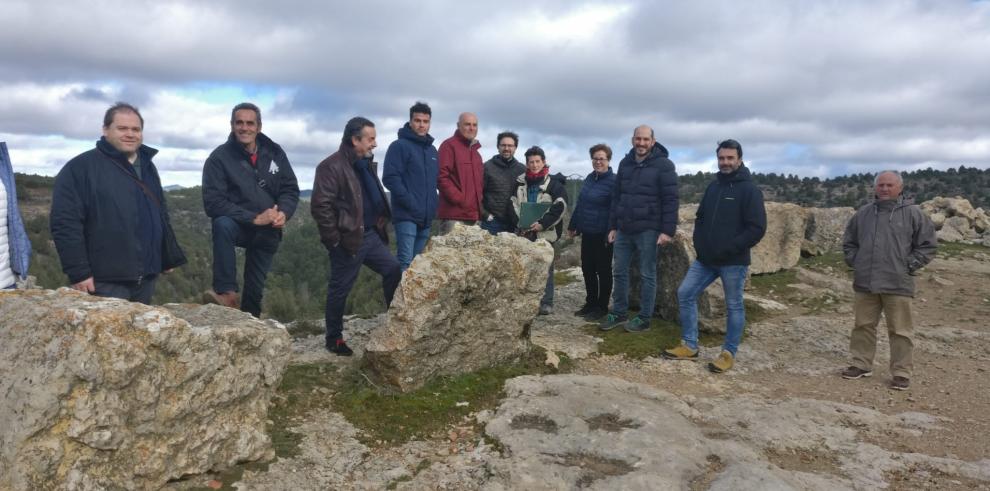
[231,102,261,125]
[874,170,903,186]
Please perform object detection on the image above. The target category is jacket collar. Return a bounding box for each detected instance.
[97,137,158,164]
[452,130,480,149]
[398,123,435,145]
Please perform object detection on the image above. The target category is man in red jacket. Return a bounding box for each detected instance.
[437,112,483,234]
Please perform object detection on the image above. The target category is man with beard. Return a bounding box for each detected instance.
[480,131,526,235]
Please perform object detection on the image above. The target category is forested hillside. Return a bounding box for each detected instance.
[14,165,990,322]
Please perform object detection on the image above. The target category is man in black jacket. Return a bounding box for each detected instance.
[480,131,526,234]
[51,102,180,303]
[202,103,300,317]
[662,139,766,374]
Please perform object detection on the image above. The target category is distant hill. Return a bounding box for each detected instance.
[163,184,185,191]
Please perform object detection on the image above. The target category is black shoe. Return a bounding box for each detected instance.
[539,304,553,316]
[583,307,607,321]
[599,313,628,331]
[574,304,595,316]
[889,376,910,391]
[841,366,872,379]
[326,339,353,356]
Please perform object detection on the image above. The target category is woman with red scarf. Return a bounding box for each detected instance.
[510,145,568,315]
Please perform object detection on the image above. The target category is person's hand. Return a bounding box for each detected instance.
[607,230,617,243]
[163,268,175,274]
[566,229,577,238]
[657,233,673,246]
[253,206,277,226]
[530,222,544,233]
[272,208,287,229]
[71,277,95,293]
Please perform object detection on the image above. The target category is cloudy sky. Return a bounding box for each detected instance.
[1,0,988,188]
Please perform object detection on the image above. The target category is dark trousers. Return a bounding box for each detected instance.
[94,275,158,304]
[325,230,401,343]
[581,232,613,310]
[211,216,280,317]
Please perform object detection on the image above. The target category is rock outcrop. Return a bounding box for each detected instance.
[921,196,990,245]
[0,290,291,491]
[364,224,554,392]
[803,206,855,256]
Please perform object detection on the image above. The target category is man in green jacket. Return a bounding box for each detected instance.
[841,170,937,391]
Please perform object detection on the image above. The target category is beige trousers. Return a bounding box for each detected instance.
[850,292,914,378]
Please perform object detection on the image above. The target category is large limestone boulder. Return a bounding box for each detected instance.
[802,207,854,256]
[364,224,554,392]
[750,202,807,274]
[921,196,979,221]
[0,290,291,491]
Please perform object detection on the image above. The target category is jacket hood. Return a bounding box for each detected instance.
[716,163,752,184]
[872,195,914,208]
[452,130,481,149]
[550,172,567,184]
[590,167,614,180]
[224,131,279,156]
[398,123,435,145]
[623,141,670,163]
[97,137,158,161]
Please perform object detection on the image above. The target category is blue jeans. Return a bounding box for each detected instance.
[211,216,280,317]
[611,230,660,319]
[325,230,401,343]
[393,220,431,271]
[480,218,512,235]
[678,260,748,355]
[94,275,158,304]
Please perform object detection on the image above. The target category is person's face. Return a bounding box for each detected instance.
[591,150,609,174]
[717,148,741,174]
[526,154,546,174]
[102,110,143,156]
[352,126,377,158]
[632,128,655,158]
[875,173,903,201]
[457,114,478,141]
[231,109,260,148]
[410,112,431,137]
[498,136,517,160]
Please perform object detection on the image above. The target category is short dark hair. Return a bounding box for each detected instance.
[717,139,743,159]
[103,102,144,129]
[497,131,519,147]
[231,102,262,125]
[342,117,375,147]
[589,143,612,161]
[409,101,432,120]
[524,146,546,162]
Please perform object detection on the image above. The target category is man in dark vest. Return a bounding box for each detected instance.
[480,131,526,235]
[202,102,300,317]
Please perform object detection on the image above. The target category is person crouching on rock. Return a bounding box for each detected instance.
[311,117,402,356]
[510,146,568,316]
[566,143,617,321]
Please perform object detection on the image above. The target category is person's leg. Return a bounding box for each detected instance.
[93,280,132,300]
[635,230,661,319]
[580,235,598,307]
[540,257,555,309]
[850,292,883,371]
[211,216,246,295]
[393,220,417,271]
[610,232,633,317]
[361,231,402,308]
[677,261,719,350]
[599,239,614,311]
[720,265,749,356]
[882,294,915,379]
[131,274,158,304]
[241,228,279,317]
[412,224,431,257]
[325,245,363,346]
[480,219,505,235]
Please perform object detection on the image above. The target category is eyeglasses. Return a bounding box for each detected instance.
[498,144,516,148]
[591,158,609,162]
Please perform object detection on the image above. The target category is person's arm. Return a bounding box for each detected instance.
[202,154,257,224]
[535,179,568,231]
[437,142,465,206]
[311,164,341,249]
[274,148,300,221]
[723,186,767,256]
[908,207,938,274]
[842,212,860,268]
[382,142,414,213]
[657,162,679,241]
[50,165,92,286]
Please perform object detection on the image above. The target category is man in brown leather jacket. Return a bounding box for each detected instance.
[311,117,401,356]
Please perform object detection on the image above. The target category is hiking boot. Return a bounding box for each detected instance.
[707,351,734,373]
[841,366,873,380]
[599,313,628,331]
[889,376,910,391]
[583,307,607,321]
[574,304,595,316]
[623,316,651,333]
[326,339,353,357]
[661,343,699,360]
[203,289,239,309]
[538,304,553,316]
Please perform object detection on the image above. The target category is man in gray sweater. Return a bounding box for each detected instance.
[841,170,937,391]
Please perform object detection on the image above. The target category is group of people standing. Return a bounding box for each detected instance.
[37,100,937,390]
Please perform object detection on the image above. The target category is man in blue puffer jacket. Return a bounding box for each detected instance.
[382,102,440,271]
[600,125,679,333]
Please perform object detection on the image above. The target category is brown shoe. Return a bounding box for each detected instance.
[203,289,239,309]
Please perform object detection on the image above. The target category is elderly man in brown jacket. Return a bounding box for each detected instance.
[311,116,401,356]
[841,170,937,391]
